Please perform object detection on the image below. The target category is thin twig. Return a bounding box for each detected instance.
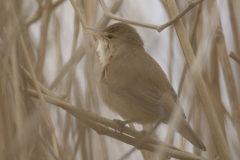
[229,51,240,65]
[38,135,61,160]
[99,0,203,32]
[52,0,66,9]
[35,0,52,82]
[25,0,66,27]
[19,65,59,98]
[227,0,240,56]
[70,0,97,48]
[11,39,25,159]
[97,0,123,29]
[25,0,43,27]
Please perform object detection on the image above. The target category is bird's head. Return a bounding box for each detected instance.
[86,22,143,66]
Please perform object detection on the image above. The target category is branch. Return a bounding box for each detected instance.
[19,65,62,99]
[35,0,52,82]
[27,89,208,160]
[70,0,97,49]
[25,0,66,27]
[99,0,203,32]
[229,51,240,65]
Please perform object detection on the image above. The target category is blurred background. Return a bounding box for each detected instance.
[0,0,240,159]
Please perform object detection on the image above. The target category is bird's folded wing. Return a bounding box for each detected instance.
[119,81,170,117]
[117,79,186,119]
[104,52,186,118]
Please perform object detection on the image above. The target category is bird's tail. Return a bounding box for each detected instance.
[174,119,206,151]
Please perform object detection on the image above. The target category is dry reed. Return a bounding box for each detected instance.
[0,0,239,160]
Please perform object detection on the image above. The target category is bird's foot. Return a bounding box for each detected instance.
[140,130,147,136]
[113,119,129,135]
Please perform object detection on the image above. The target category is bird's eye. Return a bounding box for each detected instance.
[106,34,113,39]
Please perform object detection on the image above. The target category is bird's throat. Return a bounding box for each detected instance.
[97,40,112,66]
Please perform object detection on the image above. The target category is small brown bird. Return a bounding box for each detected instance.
[87,22,206,151]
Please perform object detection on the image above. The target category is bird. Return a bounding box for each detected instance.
[87,22,206,151]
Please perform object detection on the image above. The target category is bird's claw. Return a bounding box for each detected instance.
[113,119,129,135]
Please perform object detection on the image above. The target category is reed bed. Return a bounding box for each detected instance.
[0,0,239,159]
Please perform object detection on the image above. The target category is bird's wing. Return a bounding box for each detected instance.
[119,76,184,119]
[134,50,186,117]
[104,50,185,118]
[123,80,170,117]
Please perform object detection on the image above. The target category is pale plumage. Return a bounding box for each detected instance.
[97,40,109,66]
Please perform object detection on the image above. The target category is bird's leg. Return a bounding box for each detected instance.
[138,116,168,149]
[113,119,130,134]
[113,119,129,127]
[113,118,142,134]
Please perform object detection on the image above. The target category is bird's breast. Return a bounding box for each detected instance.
[97,40,112,67]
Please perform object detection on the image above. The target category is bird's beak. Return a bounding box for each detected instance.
[85,28,103,39]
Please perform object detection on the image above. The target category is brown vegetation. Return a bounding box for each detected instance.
[0,0,239,159]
